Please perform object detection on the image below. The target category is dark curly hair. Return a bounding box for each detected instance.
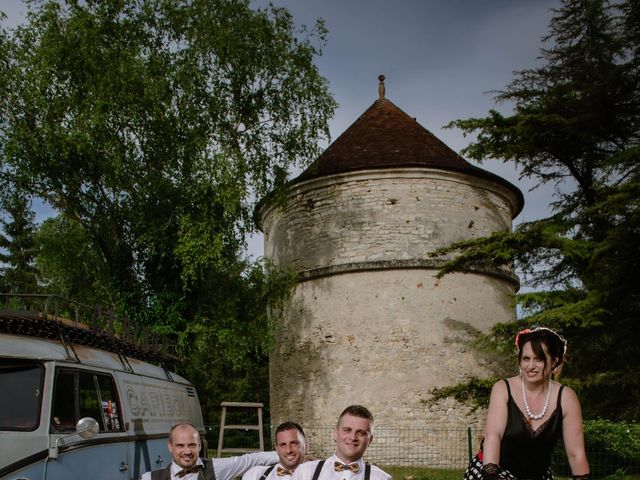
[516,327,567,373]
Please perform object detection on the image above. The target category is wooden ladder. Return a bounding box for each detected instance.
[216,401,264,457]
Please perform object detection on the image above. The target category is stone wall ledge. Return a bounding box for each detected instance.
[297,259,520,286]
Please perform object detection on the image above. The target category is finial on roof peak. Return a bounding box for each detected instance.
[378,74,386,99]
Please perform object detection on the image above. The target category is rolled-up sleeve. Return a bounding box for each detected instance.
[213,452,279,480]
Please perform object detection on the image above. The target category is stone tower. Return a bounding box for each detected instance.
[256,79,523,465]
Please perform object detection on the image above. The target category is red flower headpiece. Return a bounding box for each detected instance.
[514,328,532,351]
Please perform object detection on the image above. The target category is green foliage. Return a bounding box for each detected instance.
[0,0,335,419]
[35,215,109,304]
[181,260,297,422]
[427,377,495,411]
[550,420,640,478]
[0,190,39,293]
[439,0,640,420]
[584,420,640,462]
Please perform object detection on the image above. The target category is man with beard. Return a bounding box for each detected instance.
[242,422,308,480]
[141,423,278,480]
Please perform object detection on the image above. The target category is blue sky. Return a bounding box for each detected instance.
[251,0,561,255]
[2,0,562,257]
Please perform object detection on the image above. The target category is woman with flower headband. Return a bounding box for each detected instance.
[463,327,590,480]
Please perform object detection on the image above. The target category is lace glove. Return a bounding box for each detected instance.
[481,463,499,480]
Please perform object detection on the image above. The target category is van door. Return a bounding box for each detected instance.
[46,367,131,480]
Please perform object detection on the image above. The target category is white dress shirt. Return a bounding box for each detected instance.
[141,451,279,480]
[291,454,391,480]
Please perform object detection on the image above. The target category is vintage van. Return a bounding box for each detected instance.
[0,294,206,480]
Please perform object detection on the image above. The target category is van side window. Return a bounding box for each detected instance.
[52,369,123,433]
[0,360,43,431]
[51,370,76,430]
[95,374,122,431]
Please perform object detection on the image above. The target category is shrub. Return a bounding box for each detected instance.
[582,420,639,478]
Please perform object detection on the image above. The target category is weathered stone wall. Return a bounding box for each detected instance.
[268,270,506,466]
[260,169,518,271]
[259,168,519,467]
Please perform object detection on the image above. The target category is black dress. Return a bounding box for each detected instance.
[462,380,565,480]
[499,379,565,480]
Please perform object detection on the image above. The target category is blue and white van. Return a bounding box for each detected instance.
[0,294,206,480]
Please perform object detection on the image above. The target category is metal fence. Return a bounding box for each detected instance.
[205,425,640,480]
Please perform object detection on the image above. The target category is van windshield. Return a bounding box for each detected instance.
[0,360,44,430]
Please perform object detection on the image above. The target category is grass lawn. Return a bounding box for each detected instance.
[378,466,465,480]
[379,467,640,480]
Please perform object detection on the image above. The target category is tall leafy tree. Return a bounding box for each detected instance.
[0,0,335,421]
[0,190,39,294]
[35,215,108,303]
[439,0,639,420]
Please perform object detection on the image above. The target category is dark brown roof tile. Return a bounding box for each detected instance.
[292,98,523,216]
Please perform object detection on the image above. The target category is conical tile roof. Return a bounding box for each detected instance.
[293,97,523,216]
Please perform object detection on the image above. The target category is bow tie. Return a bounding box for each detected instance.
[334,462,359,473]
[276,466,293,476]
[176,465,201,478]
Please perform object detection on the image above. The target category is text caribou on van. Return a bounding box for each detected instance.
[0,294,206,480]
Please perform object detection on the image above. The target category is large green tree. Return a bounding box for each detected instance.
[438,0,639,420]
[0,0,335,421]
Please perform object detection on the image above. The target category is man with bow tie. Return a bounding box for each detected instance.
[242,422,308,480]
[291,405,391,480]
[140,423,278,480]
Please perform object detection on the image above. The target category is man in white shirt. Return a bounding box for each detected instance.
[140,423,278,480]
[242,422,308,480]
[291,405,391,480]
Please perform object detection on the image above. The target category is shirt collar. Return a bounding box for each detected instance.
[171,459,204,477]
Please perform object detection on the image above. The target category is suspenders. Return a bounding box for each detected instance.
[259,465,277,480]
[311,460,371,480]
[311,460,326,480]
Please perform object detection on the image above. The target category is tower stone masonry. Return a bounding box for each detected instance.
[257,82,523,466]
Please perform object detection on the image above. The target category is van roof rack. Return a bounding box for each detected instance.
[0,293,179,365]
